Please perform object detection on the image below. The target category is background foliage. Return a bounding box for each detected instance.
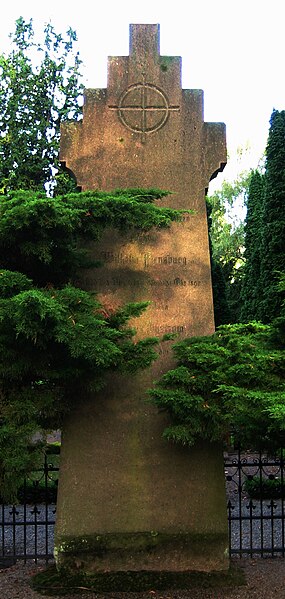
[207,172,250,324]
[0,17,83,194]
[258,110,285,323]
[240,170,265,322]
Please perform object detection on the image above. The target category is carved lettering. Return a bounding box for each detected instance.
[144,254,187,268]
[157,346,171,356]
[110,278,142,287]
[153,325,185,334]
[100,251,139,265]
[174,214,192,222]
[150,278,201,287]
[98,251,189,269]
[152,302,169,310]
[93,278,143,288]
[92,276,201,288]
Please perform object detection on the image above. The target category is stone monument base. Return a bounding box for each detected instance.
[55,530,228,575]
[55,373,229,576]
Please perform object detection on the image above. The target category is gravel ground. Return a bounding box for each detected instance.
[1,558,285,599]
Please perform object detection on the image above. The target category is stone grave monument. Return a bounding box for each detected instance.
[55,24,228,575]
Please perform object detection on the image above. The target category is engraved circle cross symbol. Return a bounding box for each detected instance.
[110,80,179,143]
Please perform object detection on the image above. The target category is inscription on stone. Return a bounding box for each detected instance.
[100,251,139,265]
[152,302,169,311]
[153,324,185,334]
[91,276,201,288]
[175,214,192,222]
[99,251,188,268]
[144,254,187,267]
[149,278,201,287]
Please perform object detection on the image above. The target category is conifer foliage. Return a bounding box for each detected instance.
[239,110,285,324]
[150,322,285,451]
[240,170,265,321]
[0,189,181,500]
[258,109,285,322]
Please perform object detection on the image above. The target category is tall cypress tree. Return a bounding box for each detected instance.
[259,110,285,322]
[240,169,264,321]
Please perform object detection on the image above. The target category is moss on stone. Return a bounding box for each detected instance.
[55,530,228,557]
[54,530,229,580]
[31,562,245,595]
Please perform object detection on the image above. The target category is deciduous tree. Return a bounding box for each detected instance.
[0,17,83,193]
[207,172,250,322]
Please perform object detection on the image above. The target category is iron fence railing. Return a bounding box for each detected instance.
[224,447,285,557]
[0,452,58,566]
[1,447,285,565]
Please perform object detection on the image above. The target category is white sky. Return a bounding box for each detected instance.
[1,0,285,192]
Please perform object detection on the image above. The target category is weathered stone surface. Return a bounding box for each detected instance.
[55,24,228,576]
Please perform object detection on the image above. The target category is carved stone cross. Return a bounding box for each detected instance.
[56,24,228,578]
[60,24,226,201]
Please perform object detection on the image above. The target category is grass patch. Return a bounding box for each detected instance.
[31,562,245,595]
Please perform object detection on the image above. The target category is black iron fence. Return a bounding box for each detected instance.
[1,447,285,565]
[0,452,58,566]
[225,447,285,557]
